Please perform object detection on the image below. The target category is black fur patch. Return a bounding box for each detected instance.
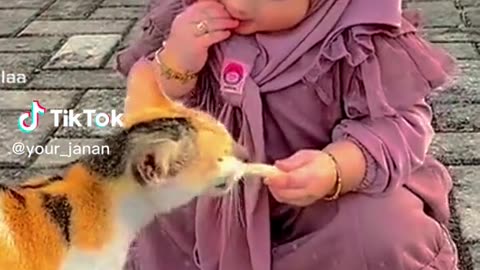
[20,182,49,189]
[21,175,64,189]
[48,175,63,182]
[126,117,193,140]
[79,117,195,179]
[79,129,129,178]
[41,193,72,244]
[0,183,26,207]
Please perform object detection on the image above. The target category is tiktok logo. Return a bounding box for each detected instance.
[18,101,46,134]
[17,101,123,133]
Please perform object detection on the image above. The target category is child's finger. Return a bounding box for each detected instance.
[202,18,240,31]
[198,30,232,48]
[274,150,316,172]
[263,174,289,187]
[264,171,308,189]
[194,0,222,8]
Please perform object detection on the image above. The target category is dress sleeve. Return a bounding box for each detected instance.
[114,0,185,77]
[328,18,456,195]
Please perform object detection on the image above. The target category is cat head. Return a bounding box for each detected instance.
[120,60,249,208]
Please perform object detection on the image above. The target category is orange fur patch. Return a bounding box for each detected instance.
[39,164,114,251]
[2,189,67,269]
[124,59,173,116]
[0,164,115,270]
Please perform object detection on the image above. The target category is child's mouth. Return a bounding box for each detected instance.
[234,20,254,32]
[237,19,253,25]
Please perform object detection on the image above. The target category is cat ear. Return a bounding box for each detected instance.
[132,139,180,186]
[124,59,174,114]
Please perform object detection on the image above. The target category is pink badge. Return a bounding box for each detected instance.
[220,60,249,94]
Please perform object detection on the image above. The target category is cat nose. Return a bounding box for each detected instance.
[232,143,250,162]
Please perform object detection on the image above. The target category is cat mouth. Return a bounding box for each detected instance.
[209,174,243,195]
[209,163,282,194]
[214,181,228,189]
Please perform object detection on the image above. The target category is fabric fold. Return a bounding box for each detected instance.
[328,18,455,194]
[314,18,455,119]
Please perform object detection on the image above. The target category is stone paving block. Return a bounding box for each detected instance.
[457,60,480,92]
[465,7,480,27]
[20,20,131,36]
[0,169,23,184]
[27,70,125,89]
[105,55,116,69]
[39,0,100,19]
[32,138,105,167]
[429,60,480,104]
[113,18,145,65]
[0,167,63,185]
[436,43,479,59]
[100,0,148,7]
[0,90,77,110]
[433,103,480,132]
[0,0,47,8]
[459,0,480,7]
[44,34,121,69]
[408,1,462,27]
[450,166,480,241]
[0,113,56,165]
[20,167,64,179]
[469,242,480,270]
[0,36,62,52]
[90,7,145,19]
[0,53,47,89]
[430,133,480,165]
[422,28,480,43]
[122,17,144,46]
[0,9,38,36]
[55,89,125,138]
[1,166,67,185]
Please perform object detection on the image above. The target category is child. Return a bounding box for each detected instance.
[116,0,458,269]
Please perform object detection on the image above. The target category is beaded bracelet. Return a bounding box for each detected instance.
[323,151,343,201]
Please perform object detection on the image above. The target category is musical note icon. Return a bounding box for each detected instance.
[18,101,47,134]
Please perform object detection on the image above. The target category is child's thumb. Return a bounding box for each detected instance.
[264,170,308,189]
[274,150,313,172]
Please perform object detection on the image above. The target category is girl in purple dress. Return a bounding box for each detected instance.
[116,0,459,269]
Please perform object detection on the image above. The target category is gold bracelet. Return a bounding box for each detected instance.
[154,48,197,84]
[323,151,343,201]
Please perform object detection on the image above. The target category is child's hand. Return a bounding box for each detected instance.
[161,0,239,74]
[264,150,337,207]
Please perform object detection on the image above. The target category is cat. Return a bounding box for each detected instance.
[0,60,280,270]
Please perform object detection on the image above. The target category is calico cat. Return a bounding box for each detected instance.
[0,60,279,270]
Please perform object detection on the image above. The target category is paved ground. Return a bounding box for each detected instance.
[0,0,478,269]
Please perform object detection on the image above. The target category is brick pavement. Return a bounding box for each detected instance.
[0,0,479,269]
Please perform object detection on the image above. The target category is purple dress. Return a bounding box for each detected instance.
[116,0,459,269]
